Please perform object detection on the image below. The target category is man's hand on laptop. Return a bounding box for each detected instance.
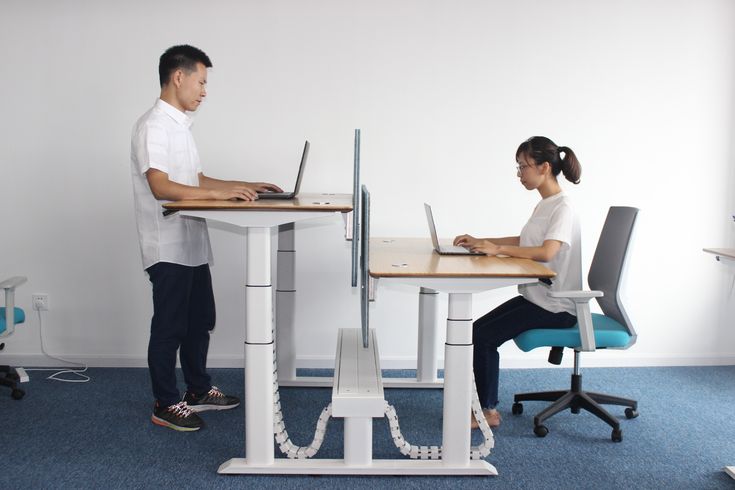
[249,182,284,194]
[218,182,284,201]
[211,184,258,201]
[212,182,280,201]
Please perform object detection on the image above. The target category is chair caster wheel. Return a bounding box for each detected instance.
[533,425,548,438]
[625,408,638,419]
[512,402,523,415]
[11,388,24,400]
[612,428,622,442]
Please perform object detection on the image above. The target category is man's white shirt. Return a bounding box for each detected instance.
[131,99,212,270]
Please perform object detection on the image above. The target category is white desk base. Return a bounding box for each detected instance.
[180,209,498,476]
[271,276,521,475]
[219,459,497,476]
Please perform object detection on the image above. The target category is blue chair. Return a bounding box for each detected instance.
[512,207,639,442]
[0,276,28,400]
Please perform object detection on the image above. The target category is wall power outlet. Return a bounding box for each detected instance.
[32,294,48,311]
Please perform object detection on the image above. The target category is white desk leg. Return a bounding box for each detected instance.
[382,287,442,389]
[274,223,332,388]
[442,293,473,467]
[344,417,373,466]
[417,287,440,383]
[244,227,274,466]
[276,223,297,382]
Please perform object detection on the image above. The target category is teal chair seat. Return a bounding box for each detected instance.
[1,276,28,400]
[0,307,25,335]
[514,314,632,352]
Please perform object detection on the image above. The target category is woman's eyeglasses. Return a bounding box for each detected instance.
[516,163,535,174]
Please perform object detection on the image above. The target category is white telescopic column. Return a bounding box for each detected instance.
[441,293,473,466]
[417,287,439,383]
[276,223,296,381]
[245,227,275,466]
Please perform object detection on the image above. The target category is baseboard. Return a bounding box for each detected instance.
[0,354,243,369]
[4,353,735,369]
[0,354,151,368]
[501,355,735,369]
[296,354,735,370]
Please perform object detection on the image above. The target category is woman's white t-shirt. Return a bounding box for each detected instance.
[518,192,582,316]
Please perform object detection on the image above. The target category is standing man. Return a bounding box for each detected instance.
[130,44,282,431]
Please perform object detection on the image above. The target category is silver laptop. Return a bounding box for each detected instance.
[425,203,484,255]
[258,140,309,200]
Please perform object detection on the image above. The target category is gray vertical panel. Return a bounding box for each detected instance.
[351,129,361,287]
[360,185,370,348]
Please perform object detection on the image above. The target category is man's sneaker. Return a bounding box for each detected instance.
[183,386,240,412]
[151,401,203,431]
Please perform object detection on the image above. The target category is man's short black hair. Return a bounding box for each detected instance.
[158,45,213,88]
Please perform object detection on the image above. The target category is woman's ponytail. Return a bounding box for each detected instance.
[557,146,581,184]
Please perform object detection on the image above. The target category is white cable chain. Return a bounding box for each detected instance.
[270,326,493,460]
[470,383,495,459]
[272,340,332,459]
[385,375,494,460]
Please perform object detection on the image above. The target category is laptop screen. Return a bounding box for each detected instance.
[424,203,441,251]
[291,140,310,195]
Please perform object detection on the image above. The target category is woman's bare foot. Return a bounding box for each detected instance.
[471,408,501,429]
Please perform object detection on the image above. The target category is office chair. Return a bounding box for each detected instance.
[1,276,28,400]
[512,207,639,442]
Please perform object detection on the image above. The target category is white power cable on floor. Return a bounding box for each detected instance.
[24,310,90,383]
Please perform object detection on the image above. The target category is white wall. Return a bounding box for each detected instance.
[1,0,734,370]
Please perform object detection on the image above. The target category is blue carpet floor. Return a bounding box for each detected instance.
[1,365,734,489]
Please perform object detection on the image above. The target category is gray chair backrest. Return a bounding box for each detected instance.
[588,206,639,341]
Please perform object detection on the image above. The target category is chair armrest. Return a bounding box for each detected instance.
[0,276,27,291]
[548,290,603,300]
[548,289,602,352]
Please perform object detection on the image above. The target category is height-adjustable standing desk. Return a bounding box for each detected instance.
[164,194,353,474]
[369,237,555,474]
[703,247,735,479]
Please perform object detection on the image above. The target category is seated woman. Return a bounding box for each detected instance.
[454,136,582,429]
